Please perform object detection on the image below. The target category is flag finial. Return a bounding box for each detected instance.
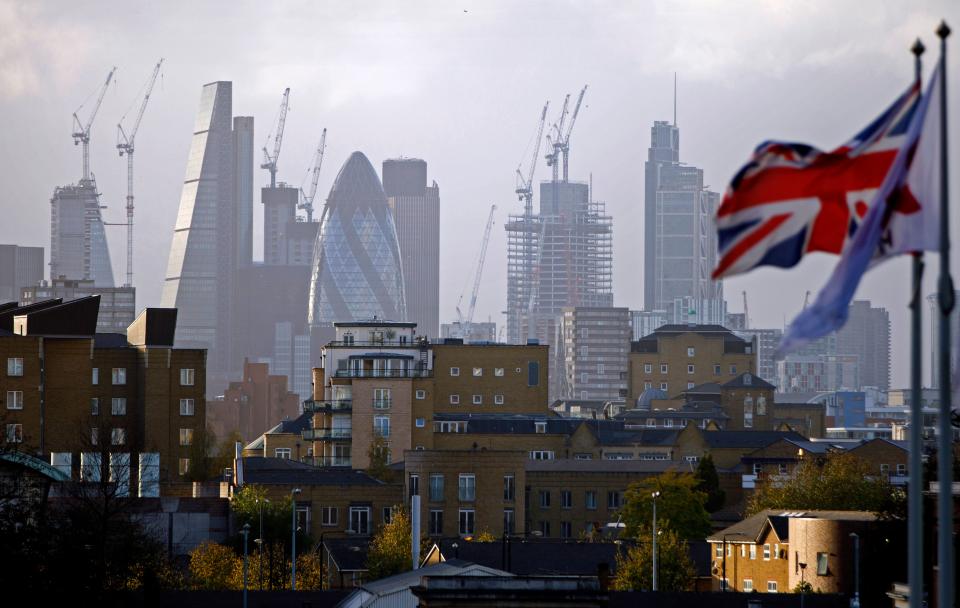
[912,38,925,56]
[936,20,950,39]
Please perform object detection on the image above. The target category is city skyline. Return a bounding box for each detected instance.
[0,1,958,386]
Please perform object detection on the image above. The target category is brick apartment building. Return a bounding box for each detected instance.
[0,296,205,492]
[209,358,301,442]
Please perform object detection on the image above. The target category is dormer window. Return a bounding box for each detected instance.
[535,421,547,434]
[344,333,355,345]
[744,373,752,385]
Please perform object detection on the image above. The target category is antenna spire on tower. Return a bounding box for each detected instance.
[673,72,677,126]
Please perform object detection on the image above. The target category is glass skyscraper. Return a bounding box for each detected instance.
[308,151,406,329]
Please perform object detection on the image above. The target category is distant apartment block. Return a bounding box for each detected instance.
[0,244,43,302]
[557,307,630,401]
[735,328,783,383]
[441,321,496,343]
[776,354,860,393]
[209,358,301,443]
[629,309,667,341]
[836,300,890,390]
[21,278,135,334]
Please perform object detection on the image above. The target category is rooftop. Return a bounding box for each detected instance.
[238,457,387,486]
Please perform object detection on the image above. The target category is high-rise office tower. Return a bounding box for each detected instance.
[49,183,115,287]
[0,245,43,302]
[308,152,406,339]
[928,291,960,389]
[233,116,255,268]
[835,300,890,390]
[263,185,300,265]
[643,120,722,313]
[162,82,252,387]
[383,158,440,337]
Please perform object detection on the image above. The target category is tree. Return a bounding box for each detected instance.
[189,541,240,590]
[621,472,711,540]
[230,485,309,590]
[367,435,395,482]
[295,552,326,590]
[694,454,726,512]
[747,452,905,517]
[365,507,430,580]
[612,528,696,591]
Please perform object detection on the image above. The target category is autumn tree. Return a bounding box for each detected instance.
[621,471,711,540]
[189,541,240,590]
[230,485,310,590]
[367,435,396,482]
[747,452,905,516]
[694,453,726,512]
[365,507,430,580]
[612,529,696,591]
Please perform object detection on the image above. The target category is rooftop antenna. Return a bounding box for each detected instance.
[673,72,677,126]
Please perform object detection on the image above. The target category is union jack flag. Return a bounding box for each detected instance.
[712,81,921,279]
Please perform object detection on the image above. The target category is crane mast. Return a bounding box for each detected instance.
[299,128,327,222]
[456,205,496,340]
[544,94,569,186]
[261,87,291,187]
[560,84,588,182]
[742,290,749,329]
[116,59,163,288]
[72,67,116,183]
[515,102,549,217]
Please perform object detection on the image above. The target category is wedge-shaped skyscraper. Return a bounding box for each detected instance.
[308,151,406,331]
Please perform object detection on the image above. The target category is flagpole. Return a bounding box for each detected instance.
[909,39,925,608]
[935,20,954,608]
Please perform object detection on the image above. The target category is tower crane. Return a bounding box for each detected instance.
[515,102,549,218]
[115,59,163,289]
[261,87,290,187]
[72,66,116,183]
[544,94,569,186]
[742,290,749,329]
[559,84,587,182]
[456,205,496,340]
[299,128,327,222]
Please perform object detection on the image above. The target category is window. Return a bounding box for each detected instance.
[415,417,426,428]
[429,510,444,535]
[535,421,547,434]
[743,579,753,592]
[450,367,460,377]
[180,398,195,416]
[458,474,476,501]
[730,365,737,375]
[749,544,757,560]
[644,363,652,374]
[178,458,190,475]
[449,394,460,405]
[373,388,391,409]
[527,361,540,386]
[660,382,668,391]
[434,421,466,433]
[715,544,723,558]
[274,447,291,459]
[374,416,390,438]
[687,364,695,374]
[494,367,504,376]
[111,428,126,445]
[92,368,99,385]
[409,474,420,497]
[687,347,695,357]
[714,364,721,375]
[539,520,550,536]
[349,507,371,535]
[880,463,890,475]
[111,368,126,385]
[91,427,99,445]
[415,389,426,400]
[561,490,572,509]
[6,391,23,410]
[322,506,338,526]
[6,423,22,443]
[459,509,475,536]
[719,579,729,591]
[179,428,194,446]
[180,368,195,386]
[473,367,482,377]
[90,398,99,415]
[429,474,444,501]
[816,552,829,575]
[111,398,126,416]
[383,506,397,524]
[472,394,482,405]
[607,490,622,509]
[585,491,597,510]
[539,490,551,508]
[763,543,770,560]
[897,463,907,475]
[7,357,23,376]
[560,521,572,538]
[504,475,515,501]
[778,463,788,475]
[687,382,695,389]
[660,364,668,374]
[575,453,593,460]
[767,581,778,593]
[774,543,779,559]
[503,509,515,535]
[741,545,746,557]
[753,462,763,475]
[644,381,652,390]
[494,394,504,405]
[529,450,554,460]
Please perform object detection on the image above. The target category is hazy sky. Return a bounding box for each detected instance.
[1,0,958,386]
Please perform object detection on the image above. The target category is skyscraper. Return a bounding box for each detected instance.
[233,116,255,269]
[383,158,440,338]
[49,183,115,287]
[836,300,891,390]
[308,151,406,338]
[162,82,252,386]
[643,120,722,313]
[0,245,43,302]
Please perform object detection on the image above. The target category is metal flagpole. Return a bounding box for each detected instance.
[935,20,954,608]
[909,38,925,608]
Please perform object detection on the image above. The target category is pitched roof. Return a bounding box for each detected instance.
[526,459,682,474]
[707,509,880,543]
[431,539,622,576]
[239,457,386,486]
[324,537,370,571]
[703,430,807,449]
[722,372,775,390]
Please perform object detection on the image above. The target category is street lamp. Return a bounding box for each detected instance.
[241,523,250,608]
[849,533,860,608]
[291,487,301,590]
[651,490,661,591]
[799,561,807,608]
[256,497,269,590]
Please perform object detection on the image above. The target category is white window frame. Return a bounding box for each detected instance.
[322,506,338,526]
[660,363,668,374]
[529,450,555,460]
[180,398,195,416]
[111,368,127,385]
[180,368,195,386]
[763,543,771,560]
[415,389,426,400]
[92,367,99,385]
[472,394,482,405]
[494,367,504,377]
[374,415,390,438]
[178,457,190,475]
[458,509,475,536]
[472,367,482,377]
[415,417,426,428]
[91,397,99,415]
[535,421,547,433]
[749,544,757,559]
[687,364,695,374]
[179,428,194,446]
[660,382,668,391]
[6,390,23,410]
[450,367,460,377]
[687,347,695,357]
[767,581,778,593]
[111,428,126,446]
[275,447,292,459]
[7,357,23,377]
[458,473,476,501]
[494,394,504,405]
[111,397,126,416]
[743,579,753,592]
[644,363,652,374]
[6,423,23,443]
[449,394,460,405]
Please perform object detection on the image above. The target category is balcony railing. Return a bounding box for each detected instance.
[327,340,423,347]
[302,428,352,441]
[300,456,353,467]
[372,398,392,410]
[303,399,353,413]
[334,369,431,378]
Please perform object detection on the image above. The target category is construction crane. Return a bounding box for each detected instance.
[299,128,327,222]
[802,290,811,310]
[527,218,548,343]
[559,85,587,182]
[115,59,163,289]
[515,102,549,218]
[72,66,116,183]
[544,93,569,186]
[260,87,290,187]
[742,290,749,329]
[456,205,496,340]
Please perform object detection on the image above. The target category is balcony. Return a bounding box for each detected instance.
[372,398,392,410]
[334,369,431,379]
[301,456,352,467]
[302,428,352,441]
[303,399,353,413]
[327,340,422,347]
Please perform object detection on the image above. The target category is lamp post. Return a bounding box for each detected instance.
[651,490,661,591]
[722,534,730,592]
[256,497,269,590]
[241,523,250,608]
[291,487,301,590]
[799,562,807,608]
[849,533,860,608]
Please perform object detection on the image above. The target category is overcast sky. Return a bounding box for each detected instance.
[1,0,958,386]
